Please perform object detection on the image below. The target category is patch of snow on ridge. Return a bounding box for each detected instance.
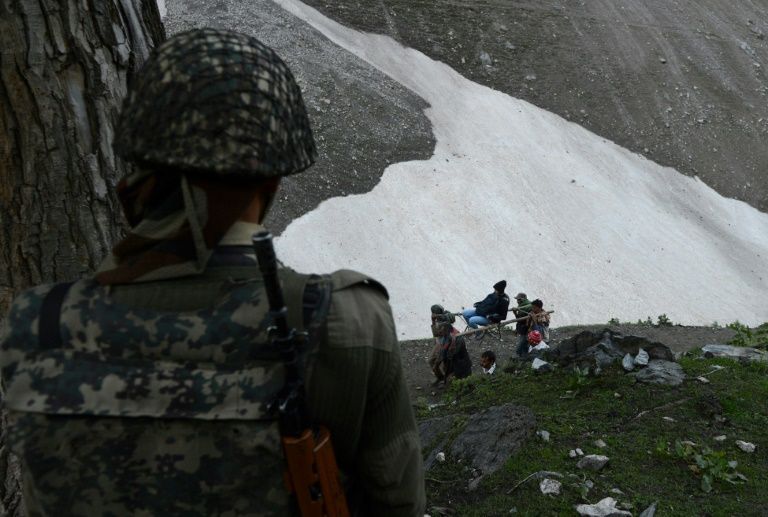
[156,0,167,18]
[273,0,768,339]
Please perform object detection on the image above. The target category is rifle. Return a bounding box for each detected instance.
[252,231,349,517]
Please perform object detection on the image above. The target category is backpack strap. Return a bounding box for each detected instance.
[38,282,74,350]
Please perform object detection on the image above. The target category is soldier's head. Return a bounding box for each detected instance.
[114,28,316,223]
[531,299,544,313]
[493,280,506,295]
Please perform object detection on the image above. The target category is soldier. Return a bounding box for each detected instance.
[0,29,424,516]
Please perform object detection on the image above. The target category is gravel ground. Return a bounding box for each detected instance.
[164,0,435,234]
[401,323,737,404]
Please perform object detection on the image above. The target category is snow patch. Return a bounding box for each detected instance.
[273,0,768,339]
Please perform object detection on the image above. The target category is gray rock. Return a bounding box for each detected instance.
[702,344,768,363]
[594,439,607,448]
[639,501,658,517]
[554,329,674,368]
[540,478,562,495]
[631,359,685,386]
[634,348,650,366]
[736,440,756,453]
[577,454,609,471]
[479,51,493,66]
[532,358,553,372]
[576,497,632,516]
[449,404,536,477]
[537,430,551,442]
[622,353,634,371]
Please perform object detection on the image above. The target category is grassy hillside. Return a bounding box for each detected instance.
[421,349,768,516]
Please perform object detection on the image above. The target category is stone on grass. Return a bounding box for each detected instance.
[622,353,634,371]
[634,348,650,366]
[701,344,768,363]
[714,435,727,442]
[532,358,553,372]
[662,416,676,422]
[697,376,710,383]
[639,501,658,517]
[569,449,578,458]
[577,454,609,471]
[594,439,607,448]
[736,440,756,453]
[631,360,685,386]
[576,497,632,516]
[540,478,562,495]
[576,448,584,456]
[436,452,446,463]
[537,430,551,442]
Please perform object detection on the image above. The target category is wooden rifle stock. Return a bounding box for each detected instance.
[253,231,350,517]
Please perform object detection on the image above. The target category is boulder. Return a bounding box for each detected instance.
[631,360,685,386]
[702,344,768,363]
[532,358,553,372]
[449,404,536,477]
[554,329,674,368]
[622,353,634,371]
[577,454,609,471]
[576,497,632,516]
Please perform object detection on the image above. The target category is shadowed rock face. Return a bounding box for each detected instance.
[301,0,768,214]
[163,0,435,234]
[418,404,536,476]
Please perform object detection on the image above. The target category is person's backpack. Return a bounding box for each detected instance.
[1,270,330,516]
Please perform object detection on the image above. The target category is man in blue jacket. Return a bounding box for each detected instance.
[462,280,510,329]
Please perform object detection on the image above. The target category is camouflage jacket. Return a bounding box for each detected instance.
[0,260,424,516]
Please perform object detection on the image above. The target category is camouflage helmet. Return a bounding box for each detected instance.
[114,28,316,178]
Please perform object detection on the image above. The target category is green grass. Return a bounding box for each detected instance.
[422,353,768,516]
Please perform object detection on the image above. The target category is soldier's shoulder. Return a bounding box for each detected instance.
[329,269,388,299]
[323,270,395,351]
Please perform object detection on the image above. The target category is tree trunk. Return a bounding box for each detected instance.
[0,1,164,514]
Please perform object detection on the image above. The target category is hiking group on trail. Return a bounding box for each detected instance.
[428,280,553,387]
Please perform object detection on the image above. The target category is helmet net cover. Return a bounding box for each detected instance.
[114,28,317,178]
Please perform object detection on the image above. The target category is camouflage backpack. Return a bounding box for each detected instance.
[0,270,330,516]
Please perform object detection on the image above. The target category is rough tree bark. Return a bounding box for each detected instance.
[0,1,164,514]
